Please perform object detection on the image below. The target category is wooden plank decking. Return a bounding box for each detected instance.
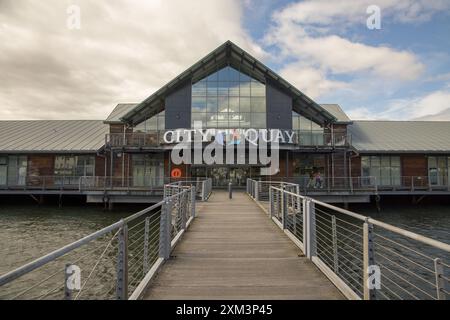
[143,191,343,300]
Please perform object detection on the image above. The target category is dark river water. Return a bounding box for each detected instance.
[0,197,449,299]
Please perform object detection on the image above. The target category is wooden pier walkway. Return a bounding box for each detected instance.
[144,191,343,300]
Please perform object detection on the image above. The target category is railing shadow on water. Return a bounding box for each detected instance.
[0,179,212,300]
[247,179,450,300]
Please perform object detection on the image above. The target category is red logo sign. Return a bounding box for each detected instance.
[171,168,182,178]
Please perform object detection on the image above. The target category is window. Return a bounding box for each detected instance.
[292,111,324,145]
[361,156,401,186]
[54,155,95,177]
[191,66,266,129]
[132,154,164,187]
[428,156,448,186]
[134,111,165,132]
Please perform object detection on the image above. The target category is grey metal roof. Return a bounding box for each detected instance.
[121,41,337,126]
[104,104,138,124]
[349,121,450,153]
[0,120,109,153]
[320,104,352,124]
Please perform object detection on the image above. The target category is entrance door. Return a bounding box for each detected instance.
[229,167,250,187]
[210,167,228,187]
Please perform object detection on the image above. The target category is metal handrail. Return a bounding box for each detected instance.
[0,183,202,300]
[247,179,450,300]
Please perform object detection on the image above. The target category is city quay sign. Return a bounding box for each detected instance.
[163,128,297,146]
[165,124,283,176]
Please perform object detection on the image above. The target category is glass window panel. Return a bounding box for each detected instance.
[157,115,165,130]
[251,80,265,96]
[391,156,400,166]
[192,97,207,112]
[229,82,240,96]
[206,113,218,128]
[207,83,218,96]
[218,96,229,113]
[228,113,241,128]
[380,167,391,185]
[218,67,230,81]
[229,67,240,81]
[218,82,228,96]
[370,156,380,167]
[299,116,311,131]
[381,156,390,166]
[216,112,228,128]
[251,113,266,128]
[311,121,322,131]
[240,72,251,82]
[391,167,401,185]
[229,97,239,113]
[207,71,218,82]
[207,97,218,113]
[240,81,251,96]
[251,97,266,113]
[428,156,437,168]
[240,97,251,112]
[292,113,300,130]
[192,66,267,129]
[147,117,158,130]
[239,113,251,128]
[192,81,207,96]
[361,156,369,168]
[191,113,207,127]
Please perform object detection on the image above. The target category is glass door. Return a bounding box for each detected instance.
[210,167,229,187]
[229,167,250,187]
[429,156,448,186]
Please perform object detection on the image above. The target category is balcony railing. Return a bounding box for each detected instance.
[0,176,210,192]
[106,130,351,148]
[251,176,450,194]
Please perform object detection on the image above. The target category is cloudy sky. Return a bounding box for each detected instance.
[0,0,449,121]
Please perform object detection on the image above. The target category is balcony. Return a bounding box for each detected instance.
[106,130,352,149]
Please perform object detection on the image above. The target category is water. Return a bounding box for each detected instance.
[351,203,450,244]
[0,200,449,299]
[0,204,136,276]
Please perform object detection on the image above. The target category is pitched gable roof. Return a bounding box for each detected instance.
[121,41,336,125]
[349,121,450,153]
[0,120,108,153]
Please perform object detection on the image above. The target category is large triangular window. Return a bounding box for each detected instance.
[191,66,266,129]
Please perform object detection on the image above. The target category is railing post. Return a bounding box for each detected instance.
[363,220,376,300]
[255,181,259,201]
[116,221,128,300]
[181,192,187,230]
[143,217,150,273]
[202,181,206,201]
[282,186,287,230]
[293,195,298,235]
[331,215,339,273]
[434,258,447,300]
[304,199,316,259]
[269,187,274,217]
[64,264,73,300]
[159,200,172,260]
[191,186,196,218]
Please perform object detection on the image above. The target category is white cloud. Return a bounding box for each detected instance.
[273,0,450,27]
[264,0,450,102]
[0,0,262,120]
[347,90,450,120]
[279,64,348,98]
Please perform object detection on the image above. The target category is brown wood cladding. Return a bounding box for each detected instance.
[28,155,54,176]
[402,155,428,177]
